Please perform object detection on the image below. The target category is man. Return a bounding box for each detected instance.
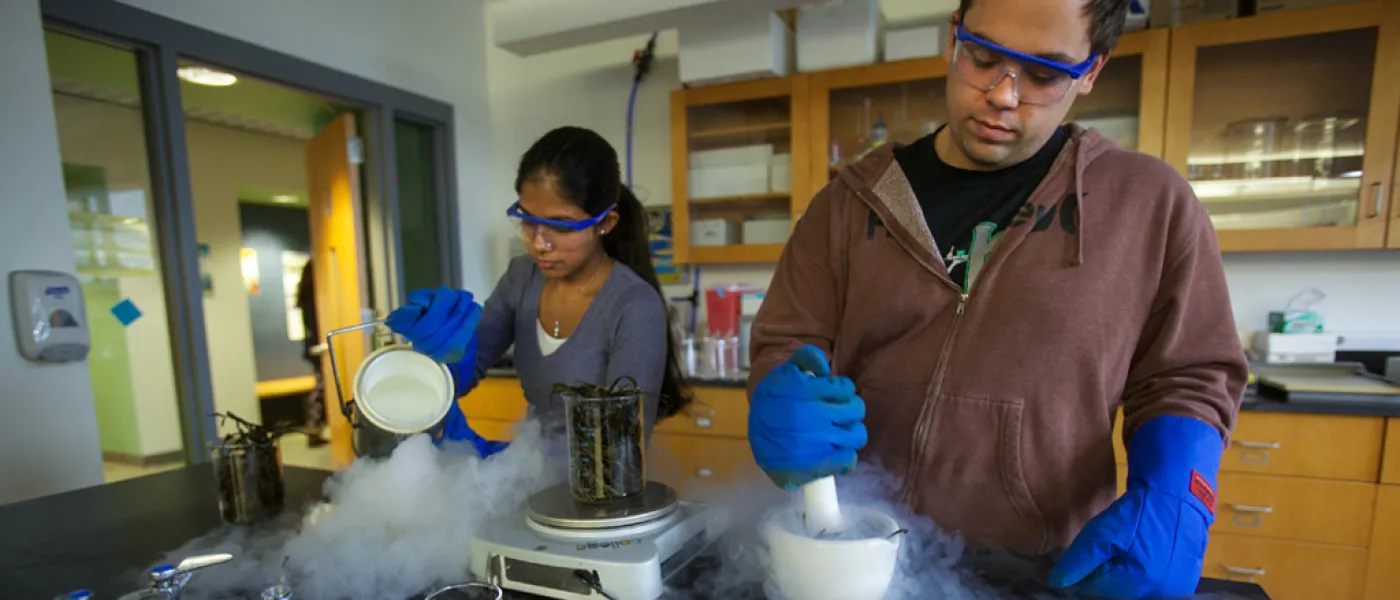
[745,0,1248,597]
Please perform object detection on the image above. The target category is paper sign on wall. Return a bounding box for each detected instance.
[240,248,260,295]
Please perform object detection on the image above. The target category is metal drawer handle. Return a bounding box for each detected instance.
[1234,441,1280,449]
[694,417,713,428]
[1228,503,1272,527]
[1226,562,1271,576]
[1371,182,1385,218]
[697,468,714,478]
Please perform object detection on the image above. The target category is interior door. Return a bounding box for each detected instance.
[306,112,369,469]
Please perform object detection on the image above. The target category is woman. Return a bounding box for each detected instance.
[385,126,691,457]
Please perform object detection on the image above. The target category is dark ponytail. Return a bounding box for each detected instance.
[516,126,694,420]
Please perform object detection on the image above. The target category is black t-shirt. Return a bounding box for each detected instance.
[893,126,1070,290]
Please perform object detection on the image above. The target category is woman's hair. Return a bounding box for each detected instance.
[515,126,694,420]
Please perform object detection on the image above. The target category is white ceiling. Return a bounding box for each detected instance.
[491,0,960,56]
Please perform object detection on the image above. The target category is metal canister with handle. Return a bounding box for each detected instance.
[326,321,457,458]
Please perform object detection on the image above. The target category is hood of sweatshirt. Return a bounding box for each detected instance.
[835,125,1113,276]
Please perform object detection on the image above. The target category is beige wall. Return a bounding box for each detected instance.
[0,0,106,504]
[52,93,308,454]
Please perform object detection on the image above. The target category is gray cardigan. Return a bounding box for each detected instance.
[467,255,669,436]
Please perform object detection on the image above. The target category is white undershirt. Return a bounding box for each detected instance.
[536,319,568,357]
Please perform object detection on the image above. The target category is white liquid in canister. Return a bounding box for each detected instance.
[365,375,444,431]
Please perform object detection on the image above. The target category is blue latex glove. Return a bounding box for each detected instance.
[748,345,868,491]
[433,401,510,459]
[384,287,483,364]
[1049,415,1223,599]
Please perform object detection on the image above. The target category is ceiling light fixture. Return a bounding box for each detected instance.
[177,65,238,87]
[271,195,299,204]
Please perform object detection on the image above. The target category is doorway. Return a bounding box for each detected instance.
[40,0,461,475]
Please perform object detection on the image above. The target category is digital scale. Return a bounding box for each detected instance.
[470,481,727,600]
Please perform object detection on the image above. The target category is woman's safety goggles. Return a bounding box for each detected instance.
[951,23,1097,106]
[506,202,615,248]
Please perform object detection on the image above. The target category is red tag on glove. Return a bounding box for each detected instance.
[1190,470,1217,515]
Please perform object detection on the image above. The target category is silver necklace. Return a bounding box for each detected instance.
[550,262,606,337]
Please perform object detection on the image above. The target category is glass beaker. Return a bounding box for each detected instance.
[1225,117,1286,180]
[211,438,286,524]
[561,386,646,503]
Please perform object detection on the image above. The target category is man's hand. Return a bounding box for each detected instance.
[385,287,483,364]
[1050,415,1223,599]
[748,345,867,490]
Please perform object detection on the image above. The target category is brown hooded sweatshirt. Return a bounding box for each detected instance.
[748,126,1248,557]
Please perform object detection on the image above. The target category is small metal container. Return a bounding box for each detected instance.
[329,322,457,458]
[211,438,285,525]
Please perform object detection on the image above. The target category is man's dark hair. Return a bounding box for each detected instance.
[957,0,1131,57]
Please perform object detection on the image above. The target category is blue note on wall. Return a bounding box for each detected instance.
[111,299,142,327]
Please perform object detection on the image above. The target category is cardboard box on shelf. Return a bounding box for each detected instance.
[797,0,885,72]
[692,219,738,247]
[884,24,942,62]
[1150,0,1242,27]
[678,8,792,86]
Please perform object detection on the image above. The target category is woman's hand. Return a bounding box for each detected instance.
[385,287,483,364]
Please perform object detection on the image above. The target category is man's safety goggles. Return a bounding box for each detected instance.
[506,202,615,247]
[951,23,1097,106]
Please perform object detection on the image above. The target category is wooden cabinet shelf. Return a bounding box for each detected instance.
[671,4,1400,258]
[688,243,785,264]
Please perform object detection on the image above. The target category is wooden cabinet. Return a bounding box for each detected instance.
[1164,2,1400,252]
[804,29,1169,199]
[1382,417,1400,484]
[670,77,812,264]
[1224,412,1385,481]
[669,2,1400,261]
[1365,485,1400,600]
[1206,532,1371,600]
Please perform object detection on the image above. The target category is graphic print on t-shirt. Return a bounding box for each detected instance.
[894,125,1070,292]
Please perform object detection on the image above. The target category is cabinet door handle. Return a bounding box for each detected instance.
[697,468,714,478]
[1372,182,1385,218]
[1225,566,1266,582]
[1234,441,1280,449]
[1228,504,1273,513]
[694,417,713,428]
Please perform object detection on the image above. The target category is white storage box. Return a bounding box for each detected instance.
[769,154,792,193]
[884,24,942,62]
[692,219,738,246]
[691,163,770,199]
[691,145,774,169]
[679,9,792,86]
[797,0,885,73]
[743,217,791,245]
[1251,332,1339,364]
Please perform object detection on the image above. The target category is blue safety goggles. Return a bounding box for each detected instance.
[954,23,1098,80]
[506,201,616,232]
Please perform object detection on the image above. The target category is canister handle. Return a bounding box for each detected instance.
[326,320,385,420]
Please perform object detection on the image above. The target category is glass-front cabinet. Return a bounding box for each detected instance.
[670,77,810,264]
[806,29,1169,206]
[1164,2,1399,251]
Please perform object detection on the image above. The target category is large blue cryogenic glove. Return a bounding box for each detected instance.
[385,287,483,364]
[1049,415,1224,599]
[748,345,867,491]
[434,401,510,459]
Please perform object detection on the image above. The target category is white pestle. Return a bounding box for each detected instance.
[802,475,845,535]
